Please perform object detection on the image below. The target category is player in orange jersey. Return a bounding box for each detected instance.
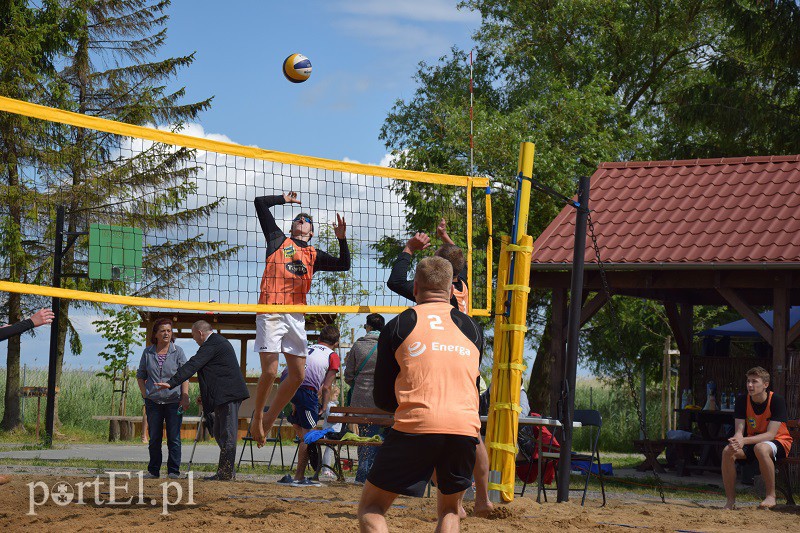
[250,191,349,446]
[721,366,793,510]
[360,256,483,532]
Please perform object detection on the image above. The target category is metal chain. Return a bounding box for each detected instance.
[587,211,667,503]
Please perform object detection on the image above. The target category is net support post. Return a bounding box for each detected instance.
[45,205,65,448]
[557,176,591,503]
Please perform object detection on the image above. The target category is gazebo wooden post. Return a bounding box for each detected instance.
[549,288,568,418]
[773,285,789,396]
[240,338,248,377]
[665,302,693,429]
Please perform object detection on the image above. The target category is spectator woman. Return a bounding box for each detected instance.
[136,318,189,479]
[344,313,384,484]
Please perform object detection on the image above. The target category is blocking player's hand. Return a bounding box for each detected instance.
[436,217,454,245]
[283,191,301,205]
[153,382,171,390]
[405,232,431,253]
[333,213,346,239]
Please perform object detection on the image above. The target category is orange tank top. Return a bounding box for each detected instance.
[452,280,469,314]
[745,391,793,456]
[259,237,317,305]
[392,301,480,437]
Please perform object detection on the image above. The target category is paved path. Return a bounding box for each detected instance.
[0,441,298,466]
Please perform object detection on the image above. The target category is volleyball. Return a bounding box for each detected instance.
[283,53,312,83]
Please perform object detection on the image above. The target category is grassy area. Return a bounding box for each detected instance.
[0,367,201,444]
[571,378,671,453]
[0,368,680,455]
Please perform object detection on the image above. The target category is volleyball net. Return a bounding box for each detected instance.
[0,96,492,315]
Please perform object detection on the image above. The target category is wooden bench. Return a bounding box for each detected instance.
[777,420,800,505]
[313,407,394,482]
[634,438,728,476]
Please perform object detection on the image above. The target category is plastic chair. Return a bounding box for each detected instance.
[237,407,286,471]
[569,409,606,506]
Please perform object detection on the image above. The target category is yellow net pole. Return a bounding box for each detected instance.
[516,143,535,242]
[485,237,511,478]
[486,142,535,502]
[484,184,493,316]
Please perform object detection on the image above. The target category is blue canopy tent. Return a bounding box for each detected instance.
[699,307,800,338]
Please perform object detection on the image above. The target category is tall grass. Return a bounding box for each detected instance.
[572,379,667,453]
[2,368,668,453]
[0,367,200,441]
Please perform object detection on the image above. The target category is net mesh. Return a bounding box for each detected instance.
[0,96,491,314]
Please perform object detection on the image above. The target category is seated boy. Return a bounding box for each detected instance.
[721,366,793,509]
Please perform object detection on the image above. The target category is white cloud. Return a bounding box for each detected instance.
[329,0,478,56]
[333,0,480,24]
[117,125,419,307]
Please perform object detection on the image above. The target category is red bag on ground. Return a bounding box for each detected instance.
[515,412,560,484]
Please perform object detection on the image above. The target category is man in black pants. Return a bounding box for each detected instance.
[155,320,249,481]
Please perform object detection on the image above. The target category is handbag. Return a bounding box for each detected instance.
[345,343,378,406]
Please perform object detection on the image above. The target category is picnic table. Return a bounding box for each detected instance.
[634,408,733,476]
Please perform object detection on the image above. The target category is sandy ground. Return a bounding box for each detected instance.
[1,473,798,532]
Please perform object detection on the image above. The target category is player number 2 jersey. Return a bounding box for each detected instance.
[392,301,480,437]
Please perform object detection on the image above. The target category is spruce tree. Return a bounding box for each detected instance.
[38,0,234,429]
[0,1,67,430]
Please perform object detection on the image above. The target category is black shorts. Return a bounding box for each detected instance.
[367,428,478,497]
[741,440,787,464]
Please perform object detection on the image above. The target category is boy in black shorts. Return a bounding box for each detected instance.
[358,257,483,532]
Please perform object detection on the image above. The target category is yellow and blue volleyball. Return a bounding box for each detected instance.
[282,53,312,83]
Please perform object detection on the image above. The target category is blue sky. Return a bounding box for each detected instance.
[162,0,480,164]
[3,0,483,373]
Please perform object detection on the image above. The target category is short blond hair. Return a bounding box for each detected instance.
[746,366,770,384]
[415,256,453,292]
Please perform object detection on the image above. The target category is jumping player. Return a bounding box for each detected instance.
[359,256,483,532]
[251,191,349,446]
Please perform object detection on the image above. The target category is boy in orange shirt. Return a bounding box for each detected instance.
[721,366,793,510]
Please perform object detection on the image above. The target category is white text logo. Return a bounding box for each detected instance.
[27,471,195,516]
[407,341,427,357]
[431,342,471,356]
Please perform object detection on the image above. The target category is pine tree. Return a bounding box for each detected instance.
[37,0,234,430]
[0,1,67,430]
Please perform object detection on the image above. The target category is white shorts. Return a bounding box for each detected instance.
[255,313,307,357]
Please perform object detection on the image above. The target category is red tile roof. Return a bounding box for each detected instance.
[531,156,800,269]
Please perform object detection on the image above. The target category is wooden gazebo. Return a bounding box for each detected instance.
[530,156,800,418]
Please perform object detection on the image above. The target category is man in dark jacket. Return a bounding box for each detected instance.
[155,320,249,481]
